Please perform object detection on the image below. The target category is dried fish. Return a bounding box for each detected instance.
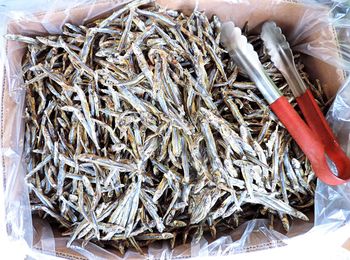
[13,0,324,253]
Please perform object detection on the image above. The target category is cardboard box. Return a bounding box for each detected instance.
[2,0,345,258]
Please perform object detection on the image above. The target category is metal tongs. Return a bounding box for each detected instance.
[220,21,350,185]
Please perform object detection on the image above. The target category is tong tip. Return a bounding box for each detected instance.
[220,22,260,64]
[261,21,294,69]
[261,21,307,96]
[220,21,236,47]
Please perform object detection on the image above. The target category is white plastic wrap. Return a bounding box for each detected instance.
[1,0,350,258]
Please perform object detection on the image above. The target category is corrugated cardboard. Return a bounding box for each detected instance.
[2,0,345,258]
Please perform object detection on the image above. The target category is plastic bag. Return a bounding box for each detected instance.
[1,0,350,258]
[313,0,350,228]
[315,83,350,227]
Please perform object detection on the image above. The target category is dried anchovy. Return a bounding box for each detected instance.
[9,0,325,254]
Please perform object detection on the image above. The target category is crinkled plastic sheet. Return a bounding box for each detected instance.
[314,1,350,229]
[1,0,350,259]
[315,80,350,227]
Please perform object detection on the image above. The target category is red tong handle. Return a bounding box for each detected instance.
[297,89,350,182]
[270,96,349,185]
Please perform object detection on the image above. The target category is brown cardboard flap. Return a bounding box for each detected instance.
[3,0,344,258]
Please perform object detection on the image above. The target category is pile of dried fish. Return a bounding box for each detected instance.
[8,0,327,254]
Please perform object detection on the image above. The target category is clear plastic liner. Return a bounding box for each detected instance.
[1,0,350,258]
[315,78,350,227]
